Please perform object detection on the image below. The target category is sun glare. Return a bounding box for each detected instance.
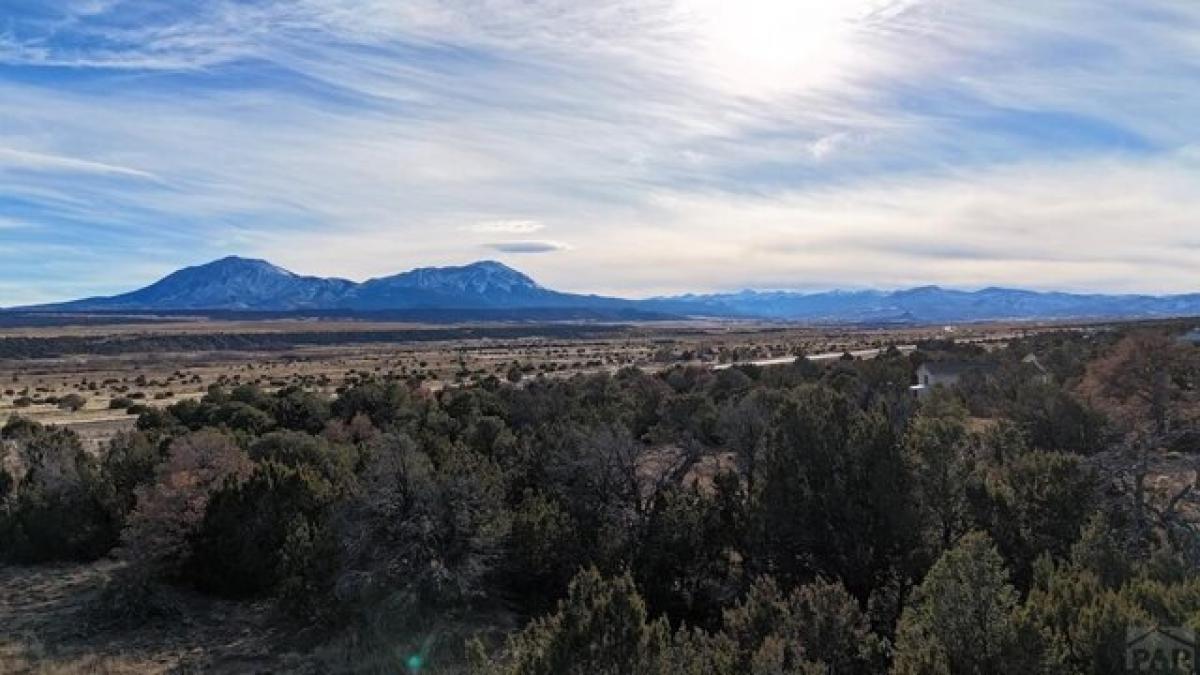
[683,0,881,95]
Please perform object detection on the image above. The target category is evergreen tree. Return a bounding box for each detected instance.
[481,568,671,675]
[892,532,1032,675]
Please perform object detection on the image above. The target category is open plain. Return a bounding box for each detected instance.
[0,313,1068,447]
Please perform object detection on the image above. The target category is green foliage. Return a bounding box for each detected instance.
[121,430,251,577]
[717,388,786,492]
[272,387,332,434]
[1070,512,1134,589]
[230,383,271,408]
[183,429,356,604]
[1011,383,1110,454]
[109,396,135,410]
[481,569,885,675]
[215,401,277,434]
[101,431,161,516]
[1022,558,1143,675]
[531,422,646,575]
[318,433,511,626]
[57,393,87,411]
[2,414,42,439]
[719,576,885,674]
[505,489,580,614]
[188,461,334,597]
[331,381,412,428]
[507,365,524,384]
[903,414,976,557]
[0,467,117,562]
[135,406,183,436]
[975,449,1098,588]
[248,430,357,491]
[484,567,672,675]
[892,532,1032,675]
[753,386,917,595]
[1020,541,1200,675]
[650,392,718,444]
[634,483,743,627]
[2,326,1189,672]
[0,420,122,562]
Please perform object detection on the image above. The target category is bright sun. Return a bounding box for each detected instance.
[681,0,899,96]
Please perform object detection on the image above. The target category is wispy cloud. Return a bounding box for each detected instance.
[485,240,570,254]
[465,220,546,234]
[0,147,158,180]
[0,1,1198,304]
[0,216,35,230]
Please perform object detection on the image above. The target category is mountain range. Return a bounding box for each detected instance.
[13,255,1200,324]
[27,257,623,313]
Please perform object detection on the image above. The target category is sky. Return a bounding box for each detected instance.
[2,0,1199,305]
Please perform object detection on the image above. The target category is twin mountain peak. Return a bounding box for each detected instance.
[22,256,1200,323]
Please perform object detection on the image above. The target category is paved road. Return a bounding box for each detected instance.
[712,344,916,370]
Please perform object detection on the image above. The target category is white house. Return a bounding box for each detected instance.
[910,356,1049,398]
[910,361,1002,397]
[915,361,974,389]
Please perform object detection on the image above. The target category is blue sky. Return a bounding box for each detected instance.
[2,0,1199,305]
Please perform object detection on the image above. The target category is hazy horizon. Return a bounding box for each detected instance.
[3,1,1200,305]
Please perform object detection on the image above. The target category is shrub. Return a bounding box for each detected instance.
[332,382,411,428]
[230,384,270,408]
[248,431,357,492]
[213,402,276,435]
[477,568,671,675]
[716,576,885,674]
[505,489,578,614]
[135,407,181,434]
[102,431,161,517]
[271,388,332,434]
[188,461,334,597]
[316,434,509,625]
[2,414,42,439]
[0,424,118,562]
[892,532,1034,674]
[109,397,135,410]
[121,430,251,578]
[57,393,88,412]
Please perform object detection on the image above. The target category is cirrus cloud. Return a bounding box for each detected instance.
[465,220,546,234]
[1,1,1199,305]
[0,146,158,180]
